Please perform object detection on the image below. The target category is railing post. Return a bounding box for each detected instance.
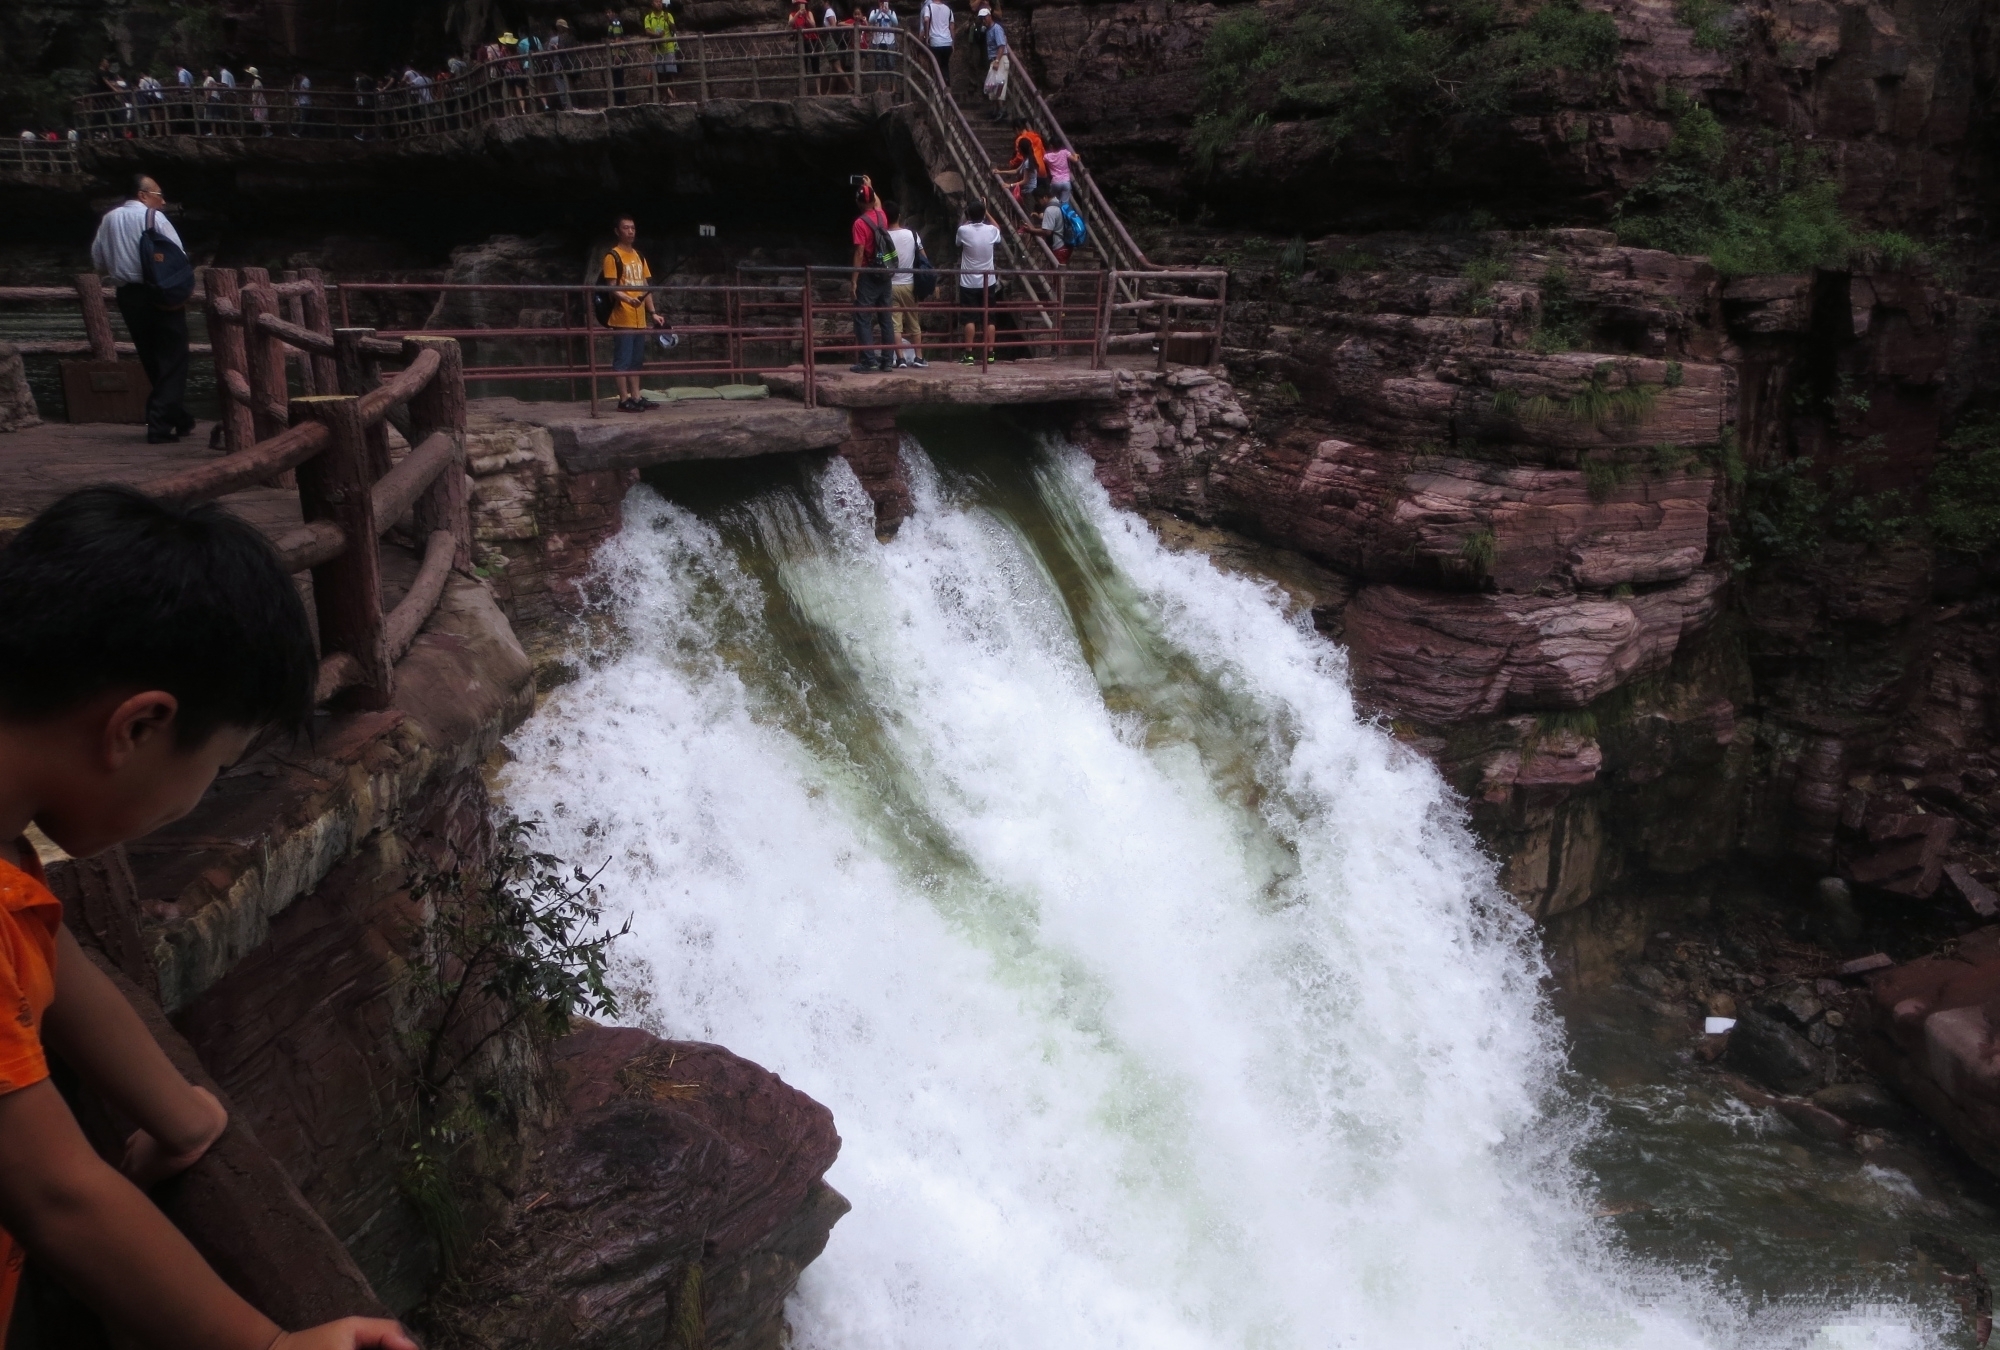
[291,394,391,707]
[280,269,316,396]
[1092,271,1109,370]
[1155,288,1171,373]
[74,274,116,363]
[403,336,472,573]
[801,273,816,409]
[698,35,710,102]
[330,327,393,481]
[298,268,341,394]
[202,268,257,454]
[237,275,288,442]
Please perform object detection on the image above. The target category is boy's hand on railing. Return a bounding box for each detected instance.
[121,1083,228,1186]
[268,1318,421,1350]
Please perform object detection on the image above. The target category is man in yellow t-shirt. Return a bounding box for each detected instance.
[645,0,679,100]
[600,213,665,413]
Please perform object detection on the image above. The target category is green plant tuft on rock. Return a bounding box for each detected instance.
[1460,527,1497,573]
[1583,455,1631,502]
[1527,264,1588,352]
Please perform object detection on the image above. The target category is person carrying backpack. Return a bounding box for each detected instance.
[1019,185,1071,265]
[88,176,194,444]
[597,213,667,412]
[847,175,895,372]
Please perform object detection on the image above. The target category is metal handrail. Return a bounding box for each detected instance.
[999,61,1155,277]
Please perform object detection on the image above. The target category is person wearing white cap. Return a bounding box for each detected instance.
[978,7,1008,118]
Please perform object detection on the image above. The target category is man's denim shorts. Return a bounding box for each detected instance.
[612,331,647,372]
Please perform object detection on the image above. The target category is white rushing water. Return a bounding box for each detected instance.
[499,434,1938,1350]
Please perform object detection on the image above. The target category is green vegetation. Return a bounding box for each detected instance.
[390,818,627,1273]
[1193,0,1619,168]
[1491,388,1521,419]
[404,817,627,1102]
[1741,453,1913,562]
[1712,425,1745,488]
[1528,263,1589,352]
[1324,245,1386,275]
[674,1265,710,1350]
[1616,96,1929,277]
[1650,440,1700,474]
[1279,235,1311,276]
[1530,709,1600,743]
[1930,413,2000,555]
[1674,0,1735,52]
[1460,527,1498,573]
[1583,455,1631,502]
[1663,361,1684,388]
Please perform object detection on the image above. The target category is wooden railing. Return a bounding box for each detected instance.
[139,266,469,709]
[0,139,81,176]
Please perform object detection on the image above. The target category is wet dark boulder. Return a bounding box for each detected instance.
[1724,1010,1826,1095]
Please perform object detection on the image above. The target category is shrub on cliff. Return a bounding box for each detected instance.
[1930,414,2000,555]
[404,816,627,1101]
[1615,97,1924,277]
[1192,0,1619,168]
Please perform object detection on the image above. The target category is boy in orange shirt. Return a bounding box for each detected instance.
[0,485,416,1350]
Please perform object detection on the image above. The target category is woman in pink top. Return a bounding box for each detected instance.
[1043,144,1080,203]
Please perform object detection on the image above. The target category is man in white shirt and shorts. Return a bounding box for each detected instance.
[956,197,1002,364]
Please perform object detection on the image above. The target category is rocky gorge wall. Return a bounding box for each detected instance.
[1019,0,1996,236]
[1069,216,2000,983]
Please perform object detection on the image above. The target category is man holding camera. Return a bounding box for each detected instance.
[848,175,895,373]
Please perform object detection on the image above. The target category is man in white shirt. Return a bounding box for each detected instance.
[916,0,954,82]
[956,197,1002,364]
[173,65,194,132]
[885,200,926,368]
[89,176,193,443]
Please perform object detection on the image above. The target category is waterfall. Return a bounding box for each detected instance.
[499,429,1938,1350]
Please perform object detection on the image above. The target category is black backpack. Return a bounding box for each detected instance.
[860,212,897,276]
[912,237,937,302]
[594,248,639,326]
[140,209,195,309]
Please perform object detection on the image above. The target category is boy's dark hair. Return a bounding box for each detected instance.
[0,486,317,745]
[613,212,635,230]
[965,198,987,222]
[882,198,899,223]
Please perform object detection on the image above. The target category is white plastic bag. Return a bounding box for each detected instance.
[983,54,1010,99]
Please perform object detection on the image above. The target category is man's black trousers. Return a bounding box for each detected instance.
[115,284,191,437]
[852,273,895,365]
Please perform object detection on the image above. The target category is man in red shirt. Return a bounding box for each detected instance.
[848,175,894,373]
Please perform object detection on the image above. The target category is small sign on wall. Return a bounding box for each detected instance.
[698,224,716,237]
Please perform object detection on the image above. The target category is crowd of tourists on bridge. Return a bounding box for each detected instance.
[55,0,1034,142]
